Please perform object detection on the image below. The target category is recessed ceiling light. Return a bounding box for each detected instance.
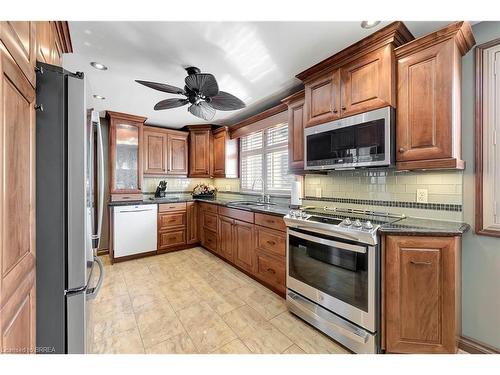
[361,21,381,29]
[90,62,108,71]
[93,94,106,100]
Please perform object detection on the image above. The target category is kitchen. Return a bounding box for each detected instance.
[0,1,499,371]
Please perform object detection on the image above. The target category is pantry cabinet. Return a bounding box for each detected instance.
[383,235,461,353]
[282,90,306,172]
[395,22,475,170]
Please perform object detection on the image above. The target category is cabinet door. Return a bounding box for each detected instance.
[0,50,36,353]
[396,40,453,163]
[213,130,226,177]
[186,202,198,244]
[385,235,459,354]
[158,229,186,250]
[167,134,188,175]
[255,252,286,294]
[340,45,393,117]
[233,220,255,272]
[304,70,340,127]
[218,216,234,261]
[50,22,62,67]
[35,21,52,64]
[287,98,305,171]
[0,21,36,87]
[143,129,167,175]
[189,130,212,177]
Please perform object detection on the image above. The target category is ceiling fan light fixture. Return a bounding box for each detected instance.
[90,61,108,71]
[361,21,381,29]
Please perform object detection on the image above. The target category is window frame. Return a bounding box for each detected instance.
[475,37,500,237]
[239,122,291,196]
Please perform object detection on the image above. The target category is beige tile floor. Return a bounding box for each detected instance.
[89,247,349,354]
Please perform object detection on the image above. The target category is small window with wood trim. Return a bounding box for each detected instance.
[476,38,500,236]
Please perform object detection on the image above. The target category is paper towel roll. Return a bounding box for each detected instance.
[290,178,302,207]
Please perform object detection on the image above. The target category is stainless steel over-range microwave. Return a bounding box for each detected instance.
[304,106,395,170]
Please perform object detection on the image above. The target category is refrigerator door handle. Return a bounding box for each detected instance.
[92,113,105,249]
[86,256,104,300]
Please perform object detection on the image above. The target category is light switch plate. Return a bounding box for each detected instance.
[315,187,322,198]
[416,189,428,203]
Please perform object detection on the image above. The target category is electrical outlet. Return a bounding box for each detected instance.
[416,189,428,203]
[315,187,322,198]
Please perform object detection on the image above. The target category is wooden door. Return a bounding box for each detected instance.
[304,69,340,127]
[340,45,394,117]
[189,129,212,177]
[143,129,167,175]
[213,130,226,177]
[233,220,254,272]
[287,97,305,171]
[0,49,36,353]
[0,22,36,87]
[385,235,459,353]
[396,40,454,163]
[218,216,234,261]
[186,202,198,244]
[167,133,188,175]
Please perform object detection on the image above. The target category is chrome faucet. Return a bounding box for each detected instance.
[251,177,271,204]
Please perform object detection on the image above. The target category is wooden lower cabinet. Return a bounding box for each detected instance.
[202,229,217,252]
[255,251,286,294]
[186,201,198,244]
[383,235,460,353]
[158,229,186,250]
[157,203,187,253]
[218,216,235,261]
[233,220,255,273]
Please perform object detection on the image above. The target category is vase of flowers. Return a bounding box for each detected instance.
[192,183,217,198]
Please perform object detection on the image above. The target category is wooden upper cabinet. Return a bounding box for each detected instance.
[0,21,36,86]
[213,127,238,178]
[282,90,305,171]
[384,235,460,354]
[143,128,167,175]
[0,48,36,354]
[395,21,475,170]
[304,69,340,127]
[188,126,213,177]
[167,133,188,175]
[340,44,394,116]
[108,111,146,197]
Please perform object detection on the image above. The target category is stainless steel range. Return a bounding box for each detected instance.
[284,207,403,354]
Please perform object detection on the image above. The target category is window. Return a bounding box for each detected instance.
[475,39,500,237]
[240,123,291,195]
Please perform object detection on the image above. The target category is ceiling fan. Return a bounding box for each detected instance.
[136,67,246,121]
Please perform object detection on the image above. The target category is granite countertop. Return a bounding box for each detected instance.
[379,217,470,236]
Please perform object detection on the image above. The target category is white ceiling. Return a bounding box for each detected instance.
[63,21,453,129]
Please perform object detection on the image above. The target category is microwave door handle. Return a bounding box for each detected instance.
[288,229,366,254]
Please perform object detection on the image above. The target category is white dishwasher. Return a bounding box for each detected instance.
[113,204,157,258]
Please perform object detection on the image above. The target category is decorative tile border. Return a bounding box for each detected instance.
[303,196,462,212]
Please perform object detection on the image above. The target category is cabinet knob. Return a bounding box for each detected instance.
[266,268,276,274]
[341,106,346,111]
[332,108,338,114]
[399,147,406,153]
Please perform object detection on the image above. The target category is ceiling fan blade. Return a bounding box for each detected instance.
[207,91,246,111]
[135,80,185,95]
[185,73,219,97]
[154,98,189,110]
[188,101,216,121]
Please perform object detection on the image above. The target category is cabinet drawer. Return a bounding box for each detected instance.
[255,226,286,257]
[159,202,186,212]
[255,252,285,293]
[158,229,186,249]
[203,212,218,231]
[202,229,217,252]
[199,202,218,213]
[218,206,254,223]
[110,193,143,202]
[254,213,286,232]
[159,212,186,230]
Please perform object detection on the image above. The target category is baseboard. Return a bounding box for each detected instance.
[458,336,499,354]
[97,248,109,256]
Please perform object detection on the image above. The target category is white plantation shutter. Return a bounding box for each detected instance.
[240,122,291,195]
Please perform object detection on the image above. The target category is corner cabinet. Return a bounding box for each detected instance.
[395,21,475,170]
[108,111,146,201]
[282,90,305,172]
[213,126,238,178]
[383,235,461,354]
[187,125,213,178]
[143,126,188,176]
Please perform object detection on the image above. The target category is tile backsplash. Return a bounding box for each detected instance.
[143,177,212,193]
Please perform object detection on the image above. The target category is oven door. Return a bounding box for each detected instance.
[286,228,377,332]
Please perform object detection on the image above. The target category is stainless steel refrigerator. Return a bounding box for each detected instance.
[36,62,104,354]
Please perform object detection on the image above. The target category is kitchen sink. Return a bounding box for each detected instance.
[227,201,275,207]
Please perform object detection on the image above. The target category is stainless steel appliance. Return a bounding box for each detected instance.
[36,62,104,353]
[304,106,394,170]
[284,207,403,353]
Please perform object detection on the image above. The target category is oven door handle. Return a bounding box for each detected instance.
[288,229,367,254]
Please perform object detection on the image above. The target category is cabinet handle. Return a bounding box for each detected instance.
[266,240,276,246]
[266,268,276,274]
[341,106,346,111]
[410,260,432,265]
[399,147,406,153]
[332,108,338,114]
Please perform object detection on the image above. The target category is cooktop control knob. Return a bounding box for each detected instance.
[363,221,374,230]
[341,218,352,226]
[353,219,362,228]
